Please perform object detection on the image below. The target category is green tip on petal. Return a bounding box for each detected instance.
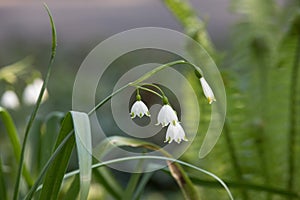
[162,96,169,105]
[130,112,135,118]
[164,137,170,143]
[194,69,202,79]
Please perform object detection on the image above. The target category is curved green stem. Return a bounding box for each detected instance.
[89,59,196,115]
[134,83,166,96]
[135,86,163,98]
[35,155,232,200]
[88,84,130,115]
[130,60,198,85]
[13,4,57,200]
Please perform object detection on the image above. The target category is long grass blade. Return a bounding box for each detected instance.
[38,113,75,200]
[13,3,57,199]
[0,158,7,200]
[70,111,92,200]
[63,155,234,200]
[94,136,201,200]
[39,112,64,169]
[63,175,80,200]
[0,107,33,186]
[132,172,154,200]
[93,168,123,200]
[122,172,141,200]
[24,131,73,200]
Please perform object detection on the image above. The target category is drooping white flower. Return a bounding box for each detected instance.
[157,104,178,127]
[165,121,188,144]
[1,90,20,109]
[130,100,150,118]
[23,78,48,105]
[200,77,216,104]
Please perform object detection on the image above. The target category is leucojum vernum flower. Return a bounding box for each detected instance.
[129,64,216,144]
[130,93,150,118]
[157,96,187,144]
[199,77,216,104]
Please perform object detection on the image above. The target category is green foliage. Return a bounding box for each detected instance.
[0,158,7,200]
[163,0,216,56]
[164,0,300,199]
[70,111,92,200]
[0,107,33,187]
[38,114,75,200]
[1,1,300,200]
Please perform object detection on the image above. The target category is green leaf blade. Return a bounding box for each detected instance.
[70,111,92,200]
[38,113,75,200]
[0,107,33,187]
[0,158,7,200]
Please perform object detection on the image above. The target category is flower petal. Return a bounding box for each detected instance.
[157,104,178,127]
[200,77,216,104]
[165,122,187,144]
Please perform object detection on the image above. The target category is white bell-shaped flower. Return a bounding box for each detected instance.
[23,78,48,105]
[200,77,216,104]
[165,121,188,144]
[1,90,20,109]
[130,100,150,118]
[157,104,178,127]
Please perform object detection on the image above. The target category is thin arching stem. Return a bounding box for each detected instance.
[88,59,197,116]
[135,86,163,98]
[136,83,166,96]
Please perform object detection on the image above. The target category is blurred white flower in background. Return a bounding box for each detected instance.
[1,90,20,109]
[23,78,48,105]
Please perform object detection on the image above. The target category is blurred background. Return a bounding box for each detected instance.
[0,0,237,113]
[1,0,300,200]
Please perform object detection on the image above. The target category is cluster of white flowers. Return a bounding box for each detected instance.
[130,93,187,144]
[129,75,216,144]
[0,78,48,110]
[157,103,187,144]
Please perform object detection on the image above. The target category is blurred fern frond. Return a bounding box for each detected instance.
[164,0,300,199]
